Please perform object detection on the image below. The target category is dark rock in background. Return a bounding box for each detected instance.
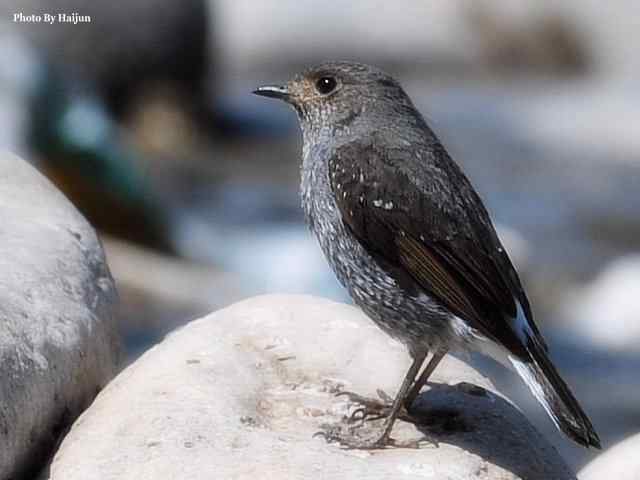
[2,0,213,121]
[0,152,121,479]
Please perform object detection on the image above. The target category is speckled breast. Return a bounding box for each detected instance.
[300,147,452,354]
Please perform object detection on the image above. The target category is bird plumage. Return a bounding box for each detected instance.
[255,61,600,449]
[330,132,599,448]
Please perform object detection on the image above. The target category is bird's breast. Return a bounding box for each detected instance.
[299,145,452,350]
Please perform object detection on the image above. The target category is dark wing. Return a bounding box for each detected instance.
[330,138,542,359]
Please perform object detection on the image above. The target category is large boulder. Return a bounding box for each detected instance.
[0,152,121,479]
[49,295,574,479]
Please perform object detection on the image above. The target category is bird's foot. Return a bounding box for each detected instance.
[314,422,435,450]
[336,389,412,423]
[318,387,439,450]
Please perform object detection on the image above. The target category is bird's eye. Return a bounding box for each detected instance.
[315,76,337,95]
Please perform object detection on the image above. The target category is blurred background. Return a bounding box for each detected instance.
[0,0,638,469]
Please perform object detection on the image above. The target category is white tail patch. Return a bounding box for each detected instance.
[509,356,561,431]
[448,315,514,367]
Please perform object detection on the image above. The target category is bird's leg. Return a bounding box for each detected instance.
[337,349,447,423]
[373,353,427,445]
[319,351,428,449]
[403,349,447,410]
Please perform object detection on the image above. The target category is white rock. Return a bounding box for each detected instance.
[579,432,640,480]
[559,255,640,352]
[49,295,574,480]
[0,152,121,479]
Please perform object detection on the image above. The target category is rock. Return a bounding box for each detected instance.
[0,152,121,479]
[579,432,640,480]
[559,255,640,352]
[49,295,574,480]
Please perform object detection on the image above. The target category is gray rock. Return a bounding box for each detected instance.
[49,295,574,480]
[579,432,640,480]
[0,152,121,479]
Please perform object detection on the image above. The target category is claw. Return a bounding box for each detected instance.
[336,390,388,408]
[335,391,371,405]
[316,424,438,450]
[348,407,366,423]
[314,426,395,450]
[321,387,442,450]
[362,413,385,422]
[334,389,397,425]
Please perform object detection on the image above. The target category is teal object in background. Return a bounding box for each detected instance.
[27,63,175,252]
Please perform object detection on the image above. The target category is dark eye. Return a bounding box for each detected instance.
[315,76,337,95]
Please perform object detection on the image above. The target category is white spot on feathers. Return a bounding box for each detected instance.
[373,199,383,207]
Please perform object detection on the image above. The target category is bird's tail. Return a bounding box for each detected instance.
[509,339,601,449]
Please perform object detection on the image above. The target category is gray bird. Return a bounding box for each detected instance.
[254,61,600,449]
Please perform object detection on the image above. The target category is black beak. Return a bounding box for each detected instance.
[253,85,290,101]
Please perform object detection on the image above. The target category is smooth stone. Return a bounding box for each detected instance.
[0,152,121,479]
[50,294,574,479]
[579,432,640,480]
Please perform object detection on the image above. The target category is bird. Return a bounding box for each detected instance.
[253,61,600,450]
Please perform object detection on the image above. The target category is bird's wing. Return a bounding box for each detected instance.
[329,138,542,358]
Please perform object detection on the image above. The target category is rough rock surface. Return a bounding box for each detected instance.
[50,295,574,479]
[0,152,121,479]
[579,432,640,480]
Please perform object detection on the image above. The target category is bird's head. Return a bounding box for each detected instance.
[254,61,415,136]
